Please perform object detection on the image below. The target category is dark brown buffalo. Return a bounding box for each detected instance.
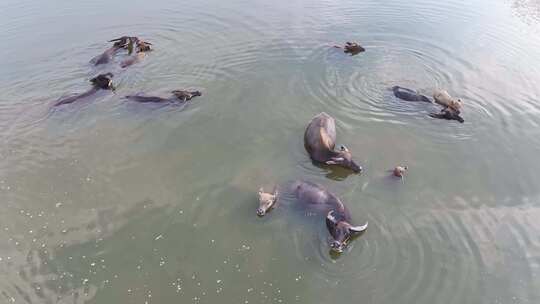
[91,36,136,65]
[125,90,202,103]
[304,112,362,173]
[429,108,464,123]
[334,42,365,56]
[392,86,432,103]
[54,73,114,107]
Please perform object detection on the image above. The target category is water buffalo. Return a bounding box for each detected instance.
[433,89,463,112]
[120,39,153,68]
[430,89,464,123]
[91,36,137,65]
[334,42,365,56]
[304,112,362,173]
[257,181,368,253]
[125,90,202,103]
[392,165,407,178]
[392,86,432,103]
[256,187,278,217]
[54,73,114,107]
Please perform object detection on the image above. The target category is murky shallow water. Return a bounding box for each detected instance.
[1,0,540,303]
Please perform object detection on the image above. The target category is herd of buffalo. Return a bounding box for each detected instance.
[54,36,202,107]
[54,36,466,254]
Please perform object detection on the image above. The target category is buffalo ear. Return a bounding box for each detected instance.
[348,222,368,233]
[258,188,264,195]
[326,211,340,239]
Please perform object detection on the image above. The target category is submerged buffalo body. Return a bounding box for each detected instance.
[304,112,362,173]
[125,90,202,103]
[392,86,431,103]
[91,47,118,65]
[257,181,368,253]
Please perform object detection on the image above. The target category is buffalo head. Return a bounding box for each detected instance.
[325,210,368,253]
[256,187,278,217]
[325,145,362,173]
